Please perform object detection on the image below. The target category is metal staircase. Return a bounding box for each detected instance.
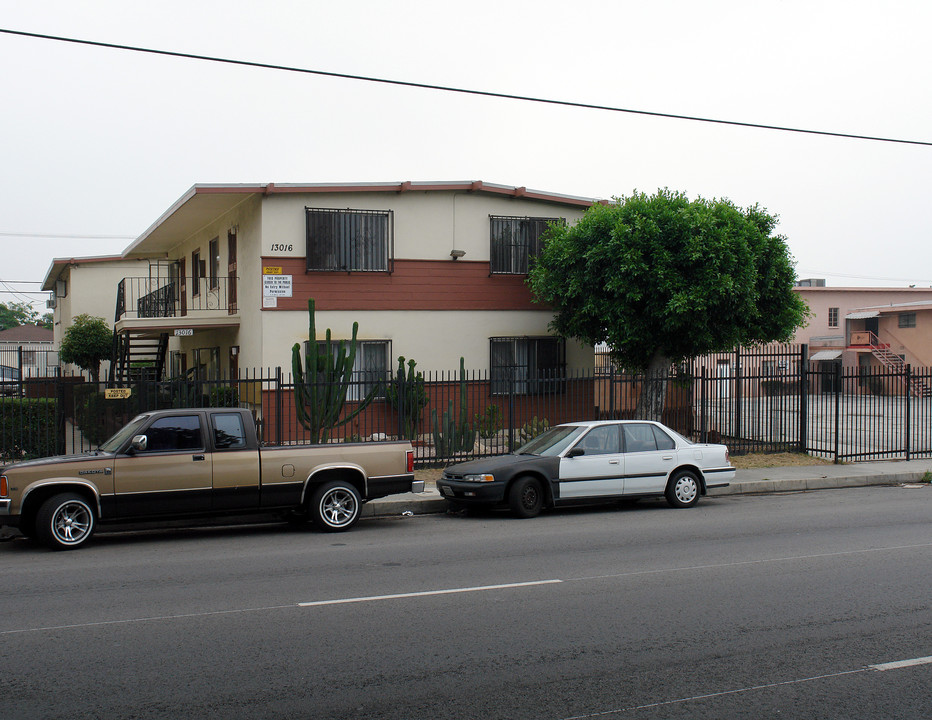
[110,330,169,385]
[862,332,932,398]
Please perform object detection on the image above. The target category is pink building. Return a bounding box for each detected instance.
[793,280,932,383]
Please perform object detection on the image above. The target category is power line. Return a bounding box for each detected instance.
[2,27,930,148]
[0,230,133,240]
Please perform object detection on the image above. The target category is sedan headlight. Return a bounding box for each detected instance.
[462,473,495,483]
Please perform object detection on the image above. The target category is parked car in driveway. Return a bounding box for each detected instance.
[438,420,734,518]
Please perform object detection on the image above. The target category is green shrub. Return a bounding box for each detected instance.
[0,398,59,461]
[474,405,504,439]
[209,385,240,408]
[71,385,136,446]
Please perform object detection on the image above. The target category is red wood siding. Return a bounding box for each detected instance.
[261,258,546,311]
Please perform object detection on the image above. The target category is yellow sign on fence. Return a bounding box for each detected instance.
[104,388,132,399]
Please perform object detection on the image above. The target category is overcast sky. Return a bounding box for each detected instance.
[2,0,931,313]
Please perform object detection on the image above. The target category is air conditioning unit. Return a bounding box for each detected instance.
[46,296,57,309]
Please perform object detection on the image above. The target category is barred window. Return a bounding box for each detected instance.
[490,216,563,274]
[306,207,393,272]
[490,336,565,394]
[309,340,391,400]
[898,312,916,328]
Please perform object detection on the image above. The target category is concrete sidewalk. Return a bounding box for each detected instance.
[363,458,932,518]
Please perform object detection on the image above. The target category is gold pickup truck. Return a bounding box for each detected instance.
[0,408,421,550]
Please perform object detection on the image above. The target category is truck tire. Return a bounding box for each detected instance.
[35,493,96,550]
[310,481,362,532]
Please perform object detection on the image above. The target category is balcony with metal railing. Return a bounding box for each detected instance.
[114,276,240,331]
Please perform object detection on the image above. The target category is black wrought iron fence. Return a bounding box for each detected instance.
[2,349,931,466]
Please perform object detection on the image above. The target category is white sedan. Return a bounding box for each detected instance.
[438,420,735,518]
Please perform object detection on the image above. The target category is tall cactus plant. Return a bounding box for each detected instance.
[431,357,476,457]
[386,356,429,440]
[292,299,379,444]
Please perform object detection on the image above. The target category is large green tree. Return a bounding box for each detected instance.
[0,301,41,330]
[527,189,809,419]
[59,314,113,382]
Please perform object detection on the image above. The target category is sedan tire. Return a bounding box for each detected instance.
[665,470,701,508]
[508,476,544,519]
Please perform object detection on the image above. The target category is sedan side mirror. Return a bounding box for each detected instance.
[566,447,585,458]
[131,435,148,452]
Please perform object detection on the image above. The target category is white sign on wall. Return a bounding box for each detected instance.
[263,274,293,297]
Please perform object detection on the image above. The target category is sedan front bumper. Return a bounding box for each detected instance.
[436,480,507,505]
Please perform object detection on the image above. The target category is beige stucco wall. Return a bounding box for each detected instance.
[258,309,589,373]
[259,190,586,264]
[50,258,151,377]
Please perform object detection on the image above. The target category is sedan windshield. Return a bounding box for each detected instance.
[98,415,149,453]
[515,425,586,457]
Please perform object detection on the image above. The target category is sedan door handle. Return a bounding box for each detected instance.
[662,455,674,460]
[609,459,620,465]
[193,454,206,461]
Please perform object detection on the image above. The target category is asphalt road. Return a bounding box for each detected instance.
[3,486,932,720]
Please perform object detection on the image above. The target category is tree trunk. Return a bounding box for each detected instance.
[635,353,670,421]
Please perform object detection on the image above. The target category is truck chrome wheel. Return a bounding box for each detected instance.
[311,481,362,532]
[36,493,96,550]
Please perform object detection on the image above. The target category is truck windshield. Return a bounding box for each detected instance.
[515,425,585,457]
[98,415,149,453]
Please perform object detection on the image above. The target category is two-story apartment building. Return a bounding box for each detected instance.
[792,281,932,394]
[42,255,152,379]
[110,181,598,386]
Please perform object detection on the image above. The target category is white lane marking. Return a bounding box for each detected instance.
[560,654,932,719]
[560,669,867,719]
[0,603,296,636]
[298,579,562,607]
[566,541,932,583]
[870,655,932,671]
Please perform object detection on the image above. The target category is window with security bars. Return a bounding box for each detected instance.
[307,340,391,400]
[489,215,563,274]
[490,337,566,394]
[898,312,916,328]
[306,207,393,272]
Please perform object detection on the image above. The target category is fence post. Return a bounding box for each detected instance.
[833,362,841,463]
[699,366,707,443]
[55,375,66,455]
[507,368,516,451]
[275,366,283,446]
[905,364,912,461]
[734,346,742,445]
[799,344,808,454]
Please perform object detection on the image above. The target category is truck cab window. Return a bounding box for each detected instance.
[145,416,203,452]
[212,413,247,449]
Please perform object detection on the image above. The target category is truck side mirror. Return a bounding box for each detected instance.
[131,435,148,452]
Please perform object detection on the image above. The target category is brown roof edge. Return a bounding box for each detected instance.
[261,181,599,207]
